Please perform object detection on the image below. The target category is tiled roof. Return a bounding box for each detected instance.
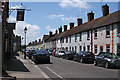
[43,35,50,42]
[28,41,43,46]
[46,10,120,42]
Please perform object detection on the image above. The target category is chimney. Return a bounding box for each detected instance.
[59,26,62,33]
[102,4,109,16]
[87,11,94,22]
[70,22,74,29]
[39,39,41,42]
[49,31,52,37]
[35,40,37,43]
[64,25,67,31]
[55,30,58,34]
[77,18,82,26]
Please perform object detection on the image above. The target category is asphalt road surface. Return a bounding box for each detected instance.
[37,56,120,80]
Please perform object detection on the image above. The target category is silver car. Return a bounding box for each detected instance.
[55,50,65,57]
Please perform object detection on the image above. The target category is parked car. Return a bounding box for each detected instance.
[55,50,65,57]
[62,51,76,60]
[94,52,120,68]
[52,49,56,56]
[48,49,53,55]
[27,49,36,59]
[74,51,95,63]
[31,50,50,64]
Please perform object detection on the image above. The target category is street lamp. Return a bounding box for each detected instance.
[24,27,27,59]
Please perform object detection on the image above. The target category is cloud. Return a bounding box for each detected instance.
[59,0,90,9]
[48,14,64,19]
[8,16,40,45]
[48,14,77,21]
[10,4,22,9]
[46,26,56,33]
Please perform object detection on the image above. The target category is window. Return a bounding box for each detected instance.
[83,46,86,51]
[87,45,90,52]
[79,46,82,51]
[106,27,110,38]
[69,46,71,51]
[75,46,77,53]
[117,24,120,36]
[60,38,62,43]
[87,30,90,40]
[66,47,68,51]
[106,44,110,53]
[94,29,97,39]
[100,46,103,52]
[94,45,97,54]
[69,36,71,43]
[66,37,68,43]
[79,33,82,41]
[62,38,64,43]
[75,34,77,42]
[72,47,74,51]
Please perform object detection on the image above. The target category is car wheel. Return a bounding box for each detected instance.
[80,58,83,63]
[105,62,109,68]
[94,60,97,66]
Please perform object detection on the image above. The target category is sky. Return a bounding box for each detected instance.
[8,0,119,45]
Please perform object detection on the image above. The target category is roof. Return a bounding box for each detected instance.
[28,41,43,46]
[46,10,120,42]
[42,35,50,42]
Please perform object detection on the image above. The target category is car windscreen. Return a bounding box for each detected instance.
[107,53,118,59]
[59,51,65,53]
[66,51,75,54]
[49,50,53,52]
[37,51,48,54]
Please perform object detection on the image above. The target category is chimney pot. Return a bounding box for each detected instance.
[77,18,82,26]
[49,31,52,37]
[87,11,94,22]
[59,26,62,33]
[70,22,74,29]
[39,39,41,42]
[55,30,58,34]
[64,25,67,31]
[102,4,109,16]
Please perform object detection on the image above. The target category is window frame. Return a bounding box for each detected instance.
[87,30,90,40]
[106,27,110,38]
[94,29,97,39]
[79,32,82,41]
[94,45,98,54]
[75,34,77,42]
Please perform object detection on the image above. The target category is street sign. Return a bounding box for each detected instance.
[17,10,25,21]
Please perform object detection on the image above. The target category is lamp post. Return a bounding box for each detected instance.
[24,27,27,59]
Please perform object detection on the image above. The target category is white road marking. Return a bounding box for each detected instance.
[46,67,65,80]
[34,65,50,78]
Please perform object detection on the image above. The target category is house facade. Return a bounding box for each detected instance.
[27,4,120,56]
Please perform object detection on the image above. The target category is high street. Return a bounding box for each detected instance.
[37,56,119,80]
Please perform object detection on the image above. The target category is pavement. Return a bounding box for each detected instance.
[2,52,47,80]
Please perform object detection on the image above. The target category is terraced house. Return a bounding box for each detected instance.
[27,4,120,56]
[44,4,120,56]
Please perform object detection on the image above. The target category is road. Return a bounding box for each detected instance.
[37,56,119,80]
